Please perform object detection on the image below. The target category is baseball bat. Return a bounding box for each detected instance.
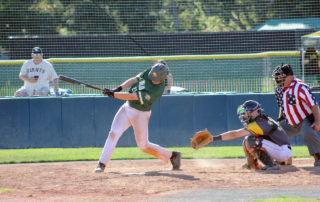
[59,75,102,91]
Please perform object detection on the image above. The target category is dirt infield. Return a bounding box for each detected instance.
[0,158,319,202]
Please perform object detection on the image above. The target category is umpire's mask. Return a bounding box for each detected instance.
[272,64,293,88]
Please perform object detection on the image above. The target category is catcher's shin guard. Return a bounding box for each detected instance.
[242,136,260,169]
[249,136,276,168]
[244,135,277,169]
[256,147,274,167]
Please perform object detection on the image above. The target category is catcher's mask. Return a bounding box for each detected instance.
[237,100,262,126]
[148,63,168,83]
[272,64,293,88]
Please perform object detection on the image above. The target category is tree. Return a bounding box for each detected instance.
[1,0,320,54]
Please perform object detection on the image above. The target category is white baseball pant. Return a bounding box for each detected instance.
[262,139,292,162]
[99,102,172,166]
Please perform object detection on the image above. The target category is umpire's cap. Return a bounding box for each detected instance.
[148,63,168,83]
[273,64,293,77]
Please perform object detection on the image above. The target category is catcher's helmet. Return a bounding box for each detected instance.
[272,64,293,88]
[237,100,262,125]
[148,63,168,83]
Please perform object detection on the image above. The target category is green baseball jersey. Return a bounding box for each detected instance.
[128,68,165,111]
[245,114,290,146]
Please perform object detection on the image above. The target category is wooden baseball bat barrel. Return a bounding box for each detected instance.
[59,75,102,91]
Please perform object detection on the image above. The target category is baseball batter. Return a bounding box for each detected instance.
[94,60,181,172]
[15,47,59,97]
[208,100,291,170]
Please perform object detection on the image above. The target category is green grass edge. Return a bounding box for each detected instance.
[0,146,311,164]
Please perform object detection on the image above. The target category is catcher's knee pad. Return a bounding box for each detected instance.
[247,135,263,149]
[243,135,260,169]
[243,135,263,153]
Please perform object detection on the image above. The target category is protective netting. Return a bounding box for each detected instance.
[0,53,301,96]
[1,1,320,96]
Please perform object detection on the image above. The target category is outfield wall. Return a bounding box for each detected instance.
[1,93,319,149]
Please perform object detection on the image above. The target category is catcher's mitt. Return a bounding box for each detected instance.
[191,129,213,150]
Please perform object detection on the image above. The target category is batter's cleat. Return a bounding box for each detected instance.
[279,157,292,166]
[94,162,105,173]
[170,151,181,170]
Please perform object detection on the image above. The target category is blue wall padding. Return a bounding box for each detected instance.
[1,93,320,148]
[0,98,30,148]
[29,97,62,148]
[61,97,97,147]
[158,96,195,147]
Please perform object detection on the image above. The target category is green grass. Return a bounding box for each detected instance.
[0,146,311,164]
[255,196,320,202]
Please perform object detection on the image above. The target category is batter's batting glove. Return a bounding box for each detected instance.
[103,88,114,97]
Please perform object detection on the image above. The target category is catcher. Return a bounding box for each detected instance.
[191,100,292,170]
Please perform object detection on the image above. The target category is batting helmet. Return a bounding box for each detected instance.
[157,59,167,66]
[237,100,262,126]
[272,64,293,88]
[148,63,168,83]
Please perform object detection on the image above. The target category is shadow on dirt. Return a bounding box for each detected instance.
[108,170,200,181]
[253,165,300,174]
[301,167,320,175]
[145,171,200,181]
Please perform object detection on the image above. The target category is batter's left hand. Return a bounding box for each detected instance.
[103,88,114,97]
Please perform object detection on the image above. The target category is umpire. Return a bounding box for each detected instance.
[273,64,320,167]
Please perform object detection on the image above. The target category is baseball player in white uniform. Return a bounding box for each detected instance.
[15,47,59,96]
[94,60,181,173]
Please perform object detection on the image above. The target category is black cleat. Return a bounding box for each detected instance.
[170,151,181,170]
[261,163,280,171]
[94,162,105,173]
